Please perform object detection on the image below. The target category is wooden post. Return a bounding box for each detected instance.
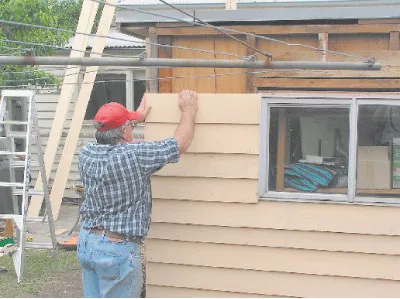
[146,28,158,93]
[158,36,173,93]
[276,108,287,192]
[318,33,329,62]
[246,35,257,93]
[225,0,237,10]
[48,0,116,219]
[28,0,99,217]
[390,31,400,50]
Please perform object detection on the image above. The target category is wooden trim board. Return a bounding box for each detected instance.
[48,0,116,219]
[28,0,99,217]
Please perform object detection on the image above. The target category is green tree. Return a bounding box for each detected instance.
[0,0,83,88]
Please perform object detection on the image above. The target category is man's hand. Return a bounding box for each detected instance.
[174,90,198,154]
[178,90,198,117]
[136,94,152,122]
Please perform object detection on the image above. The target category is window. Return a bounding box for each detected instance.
[259,96,400,204]
[85,73,127,120]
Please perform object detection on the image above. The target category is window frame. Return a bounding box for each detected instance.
[259,94,400,205]
[81,69,133,123]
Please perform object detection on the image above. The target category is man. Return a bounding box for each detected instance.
[77,90,198,298]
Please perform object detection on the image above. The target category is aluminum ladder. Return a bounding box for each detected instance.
[0,90,57,282]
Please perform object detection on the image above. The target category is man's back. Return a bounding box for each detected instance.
[79,138,179,238]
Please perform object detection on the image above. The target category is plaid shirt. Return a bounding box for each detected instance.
[78,138,179,238]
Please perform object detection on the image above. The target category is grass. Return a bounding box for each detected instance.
[0,249,80,298]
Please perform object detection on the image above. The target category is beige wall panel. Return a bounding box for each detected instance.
[214,38,247,93]
[152,199,400,235]
[147,239,400,280]
[148,223,400,255]
[156,153,258,179]
[147,263,400,297]
[146,93,260,124]
[171,37,216,93]
[148,285,276,298]
[151,177,258,203]
[329,34,389,51]
[145,124,259,154]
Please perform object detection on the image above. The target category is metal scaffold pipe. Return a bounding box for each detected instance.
[0,56,381,70]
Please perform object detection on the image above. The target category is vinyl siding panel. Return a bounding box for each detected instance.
[148,263,400,298]
[148,223,400,255]
[145,93,400,297]
[145,123,259,154]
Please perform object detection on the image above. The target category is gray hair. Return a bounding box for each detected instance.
[94,121,129,145]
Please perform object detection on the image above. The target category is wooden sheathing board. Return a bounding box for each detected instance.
[145,93,400,297]
[161,31,400,92]
[170,37,248,93]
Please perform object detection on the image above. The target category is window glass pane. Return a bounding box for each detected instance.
[357,105,400,197]
[268,106,350,194]
[85,73,126,120]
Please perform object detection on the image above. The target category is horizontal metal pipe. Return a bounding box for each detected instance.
[0,56,381,70]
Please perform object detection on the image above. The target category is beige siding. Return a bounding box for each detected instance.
[148,285,282,298]
[146,93,400,297]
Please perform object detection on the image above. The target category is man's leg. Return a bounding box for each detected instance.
[98,239,143,298]
[77,229,100,297]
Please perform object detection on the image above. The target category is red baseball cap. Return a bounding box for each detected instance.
[94,102,141,131]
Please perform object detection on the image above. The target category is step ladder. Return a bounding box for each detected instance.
[0,90,57,282]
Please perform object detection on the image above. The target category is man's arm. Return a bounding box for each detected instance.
[174,90,198,154]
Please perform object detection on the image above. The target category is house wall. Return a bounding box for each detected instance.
[145,93,400,298]
[150,21,400,93]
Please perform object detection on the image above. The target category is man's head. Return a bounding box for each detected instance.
[93,102,141,145]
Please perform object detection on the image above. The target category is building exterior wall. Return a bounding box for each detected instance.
[144,93,400,297]
[149,22,400,93]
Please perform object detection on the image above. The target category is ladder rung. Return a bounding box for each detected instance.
[0,121,28,125]
[10,161,40,168]
[7,132,26,139]
[0,182,24,188]
[25,243,54,249]
[13,189,45,196]
[0,151,26,156]
[0,214,22,221]
[26,216,47,223]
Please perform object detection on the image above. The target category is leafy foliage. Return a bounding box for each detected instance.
[0,0,83,88]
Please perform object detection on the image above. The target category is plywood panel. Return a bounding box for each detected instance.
[253,65,400,79]
[147,239,400,280]
[253,77,400,90]
[148,223,400,255]
[329,34,389,51]
[254,49,400,64]
[171,37,216,93]
[145,124,259,154]
[146,93,260,124]
[148,285,273,298]
[156,153,258,179]
[151,177,258,203]
[148,263,400,297]
[214,38,247,93]
[256,35,318,58]
[152,199,400,236]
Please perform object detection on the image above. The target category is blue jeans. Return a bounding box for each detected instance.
[77,228,143,298]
